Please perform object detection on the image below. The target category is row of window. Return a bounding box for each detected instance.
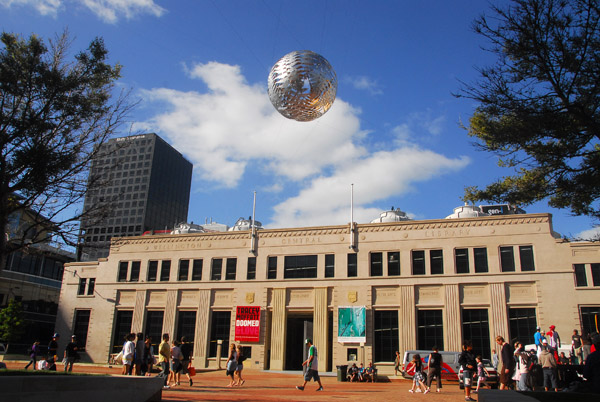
[574,263,600,287]
[77,278,96,296]
[113,245,535,283]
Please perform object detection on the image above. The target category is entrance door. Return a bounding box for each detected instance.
[285,315,313,370]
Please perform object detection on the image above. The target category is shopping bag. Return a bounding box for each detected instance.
[188,364,196,377]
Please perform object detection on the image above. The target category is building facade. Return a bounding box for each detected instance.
[80,133,192,261]
[56,212,600,373]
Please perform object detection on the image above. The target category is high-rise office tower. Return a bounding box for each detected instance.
[80,133,192,261]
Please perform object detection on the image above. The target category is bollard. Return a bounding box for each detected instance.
[216,340,223,369]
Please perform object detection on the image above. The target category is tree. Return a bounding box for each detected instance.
[0,300,26,347]
[0,31,134,273]
[457,0,600,219]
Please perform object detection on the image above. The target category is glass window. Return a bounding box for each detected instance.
[412,250,425,275]
[474,248,488,273]
[112,310,133,353]
[209,311,231,358]
[373,310,399,362]
[455,248,469,274]
[117,262,128,282]
[388,252,400,276]
[160,260,171,281]
[462,308,491,359]
[191,259,203,281]
[145,311,164,350]
[73,310,91,350]
[591,263,600,286]
[519,246,535,271]
[247,257,256,280]
[347,253,357,277]
[284,255,317,279]
[500,246,515,272]
[508,308,537,345]
[370,252,383,276]
[225,258,237,280]
[574,264,588,287]
[178,260,190,281]
[430,249,443,275]
[580,306,600,336]
[147,261,158,281]
[325,254,335,278]
[176,311,197,344]
[417,309,444,350]
[211,258,223,281]
[267,256,277,279]
[87,278,95,296]
[130,261,140,282]
[77,278,86,295]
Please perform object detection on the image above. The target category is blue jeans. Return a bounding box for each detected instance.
[518,372,529,391]
[158,361,169,385]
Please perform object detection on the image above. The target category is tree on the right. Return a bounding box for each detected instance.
[457,0,600,219]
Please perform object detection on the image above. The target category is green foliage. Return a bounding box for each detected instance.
[457,0,600,218]
[0,300,26,344]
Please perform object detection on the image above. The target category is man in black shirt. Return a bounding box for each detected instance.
[459,341,477,402]
[64,335,78,372]
[425,345,443,393]
[496,335,515,390]
[180,336,194,386]
[572,329,583,364]
[47,333,60,371]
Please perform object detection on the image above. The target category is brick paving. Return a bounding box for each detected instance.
[4,361,471,401]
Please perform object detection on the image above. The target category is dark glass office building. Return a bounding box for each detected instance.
[80,133,192,261]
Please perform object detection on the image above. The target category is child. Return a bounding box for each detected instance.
[474,355,490,393]
[407,354,427,393]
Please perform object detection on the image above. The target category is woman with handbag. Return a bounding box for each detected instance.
[225,343,237,387]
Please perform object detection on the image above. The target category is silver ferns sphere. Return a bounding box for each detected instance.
[268,50,337,122]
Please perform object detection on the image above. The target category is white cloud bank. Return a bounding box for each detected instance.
[0,0,164,22]
[138,61,470,228]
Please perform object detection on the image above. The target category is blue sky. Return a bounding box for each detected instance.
[2,0,598,238]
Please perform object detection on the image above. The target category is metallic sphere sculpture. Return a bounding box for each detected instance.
[268,50,337,122]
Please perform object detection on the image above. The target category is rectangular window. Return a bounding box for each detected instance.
[462,309,491,359]
[284,255,317,279]
[374,310,399,362]
[225,258,237,280]
[112,310,133,353]
[430,249,444,275]
[73,310,91,350]
[178,260,190,281]
[500,246,515,272]
[209,311,231,358]
[87,278,95,296]
[581,306,600,336]
[591,263,600,286]
[455,248,469,274]
[325,254,335,278]
[508,308,537,346]
[519,246,535,271]
[117,261,128,282]
[412,250,425,275]
[191,259,203,281]
[370,252,383,276]
[347,253,357,277]
[211,258,223,281]
[160,260,171,281]
[388,252,400,276]
[77,278,86,295]
[417,309,444,350]
[145,311,164,349]
[247,257,256,280]
[574,264,588,287]
[147,261,158,281]
[267,256,277,279]
[176,311,197,344]
[130,261,140,282]
[474,248,488,273]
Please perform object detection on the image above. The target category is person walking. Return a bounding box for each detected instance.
[122,333,135,375]
[296,338,323,392]
[496,335,515,390]
[234,344,246,386]
[157,333,171,389]
[514,343,530,391]
[394,351,401,376]
[134,332,144,375]
[225,343,238,387]
[170,340,183,386]
[24,341,41,370]
[63,335,78,372]
[425,346,443,393]
[47,333,60,371]
[539,344,558,392]
[458,341,477,402]
[572,329,583,365]
[407,354,427,393]
[491,349,499,370]
[142,335,154,375]
[474,355,490,393]
[179,336,193,386]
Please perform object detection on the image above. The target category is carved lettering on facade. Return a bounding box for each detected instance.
[416,286,442,305]
[461,285,489,304]
[424,229,471,238]
[288,289,313,306]
[507,283,535,303]
[281,237,322,245]
[147,291,166,306]
[213,290,233,306]
[373,287,397,305]
[117,291,135,306]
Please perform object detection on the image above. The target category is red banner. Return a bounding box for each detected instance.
[234,306,261,342]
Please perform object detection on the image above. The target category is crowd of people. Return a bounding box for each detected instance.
[346,361,377,382]
[22,333,80,372]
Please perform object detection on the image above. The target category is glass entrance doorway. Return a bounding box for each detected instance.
[285,315,313,370]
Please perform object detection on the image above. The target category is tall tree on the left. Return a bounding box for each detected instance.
[0,31,134,273]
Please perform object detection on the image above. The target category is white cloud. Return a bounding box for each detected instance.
[576,226,600,241]
[0,0,165,22]
[138,61,470,228]
[345,75,383,95]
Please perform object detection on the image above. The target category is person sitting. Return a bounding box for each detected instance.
[358,363,365,381]
[347,363,359,382]
[363,362,377,382]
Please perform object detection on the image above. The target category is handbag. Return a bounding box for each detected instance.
[226,359,236,372]
[188,363,196,377]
